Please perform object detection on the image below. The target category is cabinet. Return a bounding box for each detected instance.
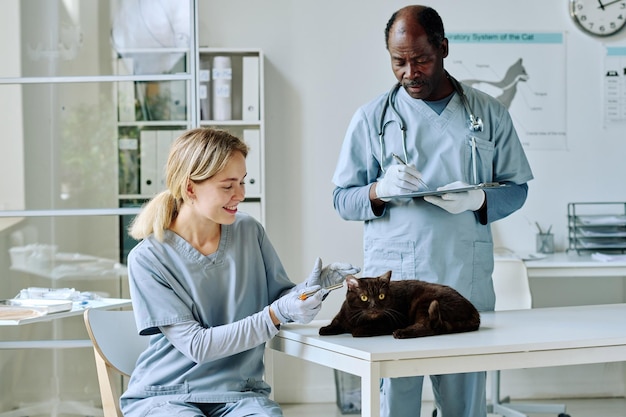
[567,202,626,253]
[196,48,265,225]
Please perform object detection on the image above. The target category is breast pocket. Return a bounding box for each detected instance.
[464,135,494,184]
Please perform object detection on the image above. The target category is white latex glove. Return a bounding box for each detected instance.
[319,262,361,288]
[291,257,324,294]
[375,164,424,202]
[271,287,323,324]
[297,258,360,299]
[424,181,485,214]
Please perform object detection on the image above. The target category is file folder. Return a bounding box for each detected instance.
[118,136,139,195]
[140,130,158,195]
[242,56,260,121]
[116,57,135,122]
[156,130,176,191]
[243,129,262,197]
[199,56,211,120]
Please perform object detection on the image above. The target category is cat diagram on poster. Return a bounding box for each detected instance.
[447,32,567,150]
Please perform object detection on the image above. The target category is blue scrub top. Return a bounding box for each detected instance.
[121,213,294,410]
[332,83,533,311]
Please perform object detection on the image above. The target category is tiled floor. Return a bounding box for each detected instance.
[282,397,626,416]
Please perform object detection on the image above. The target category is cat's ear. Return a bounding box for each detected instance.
[381,271,392,283]
[346,275,359,290]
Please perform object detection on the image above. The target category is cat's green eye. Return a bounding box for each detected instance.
[360,295,368,302]
[379,293,385,300]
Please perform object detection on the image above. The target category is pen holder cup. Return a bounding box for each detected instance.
[536,233,554,254]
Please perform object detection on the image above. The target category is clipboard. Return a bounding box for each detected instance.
[379,182,508,199]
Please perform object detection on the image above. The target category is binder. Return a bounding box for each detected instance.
[165,57,187,121]
[139,130,158,195]
[243,129,261,197]
[116,57,135,122]
[199,56,211,120]
[118,136,139,195]
[242,56,260,121]
[212,56,232,121]
[167,79,187,121]
[156,130,176,191]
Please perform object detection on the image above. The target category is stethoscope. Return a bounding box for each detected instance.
[378,74,484,183]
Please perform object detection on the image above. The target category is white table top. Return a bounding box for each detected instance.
[273,303,626,367]
[495,251,626,277]
[0,297,131,326]
[523,252,626,268]
[270,304,626,417]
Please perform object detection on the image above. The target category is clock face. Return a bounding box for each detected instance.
[570,0,626,36]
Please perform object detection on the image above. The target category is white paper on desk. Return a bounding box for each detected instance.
[518,253,547,261]
[591,252,626,262]
[576,215,626,226]
[0,299,72,315]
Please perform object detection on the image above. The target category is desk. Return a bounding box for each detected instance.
[268,303,626,417]
[520,252,626,309]
[0,298,131,417]
[523,252,626,278]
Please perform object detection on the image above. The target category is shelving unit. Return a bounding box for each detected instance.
[114,47,193,263]
[567,202,626,253]
[115,48,265,261]
[197,47,265,225]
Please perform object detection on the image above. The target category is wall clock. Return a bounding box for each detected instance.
[569,0,626,36]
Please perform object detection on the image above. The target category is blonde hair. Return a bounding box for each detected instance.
[129,128,249,241]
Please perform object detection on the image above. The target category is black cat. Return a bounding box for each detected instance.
[319,271,480,339]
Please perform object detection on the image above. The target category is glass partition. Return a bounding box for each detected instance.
[0,0,194,413]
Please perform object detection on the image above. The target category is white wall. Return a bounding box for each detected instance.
[0,0,24,212]
[199,0,626,404]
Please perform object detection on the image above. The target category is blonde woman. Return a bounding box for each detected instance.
[121,128,359,417]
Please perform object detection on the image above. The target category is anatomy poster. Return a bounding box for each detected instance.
[447,32,567,150]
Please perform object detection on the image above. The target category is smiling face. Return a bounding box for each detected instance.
[188,150,246,226]
[387,13,449,100]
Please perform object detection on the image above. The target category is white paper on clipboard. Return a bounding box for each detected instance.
[379,182,508,199]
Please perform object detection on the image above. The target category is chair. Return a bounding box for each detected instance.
[84,309,148,417]
[490,257,569,417]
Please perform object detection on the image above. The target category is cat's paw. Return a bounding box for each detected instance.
[319,325,341,336]
[394,327,432,338]
[392,329,414,339]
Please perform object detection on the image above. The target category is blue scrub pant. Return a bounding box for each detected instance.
[130,397,283,417]
[380,372,487,417]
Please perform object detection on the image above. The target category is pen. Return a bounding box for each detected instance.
[471,137,478,185]
[299,283,344,300]
[391,153,429,189]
